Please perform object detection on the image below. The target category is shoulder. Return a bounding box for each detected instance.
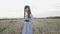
[30,14,33,17]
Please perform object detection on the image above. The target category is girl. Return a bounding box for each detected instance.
[22,5,32,34]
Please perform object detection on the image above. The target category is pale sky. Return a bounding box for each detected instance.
[0,0,60,18]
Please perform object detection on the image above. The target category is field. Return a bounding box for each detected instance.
[0,18,60,34]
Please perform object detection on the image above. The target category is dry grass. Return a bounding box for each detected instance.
[0,18,60,34]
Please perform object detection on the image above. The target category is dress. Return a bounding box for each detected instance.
[22,16,32,34]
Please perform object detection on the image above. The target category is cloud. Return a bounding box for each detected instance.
[0,0,60,18]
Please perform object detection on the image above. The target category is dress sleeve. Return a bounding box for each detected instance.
[30,14,33,19]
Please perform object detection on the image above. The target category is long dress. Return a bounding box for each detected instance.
[22,16,32,34]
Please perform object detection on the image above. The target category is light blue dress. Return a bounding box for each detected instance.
[22,16,32,34]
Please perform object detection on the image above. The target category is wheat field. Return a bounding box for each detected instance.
[0,18,60,34]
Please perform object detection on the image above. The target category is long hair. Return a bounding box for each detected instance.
[24,5,31,18]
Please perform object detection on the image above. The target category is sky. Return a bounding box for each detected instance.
[0,0,60,18]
